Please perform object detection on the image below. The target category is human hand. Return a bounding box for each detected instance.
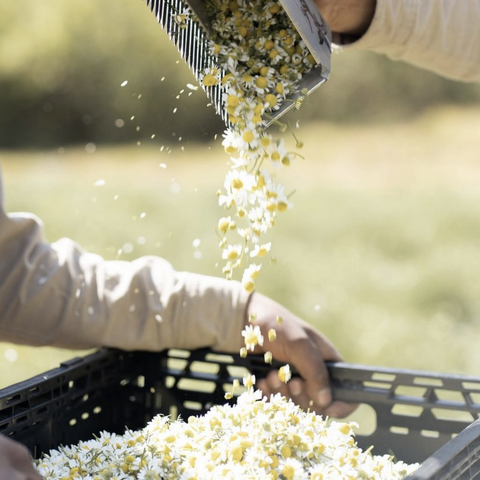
[314,0,376,38]
[0,434,42,480]
[245,292,357,418]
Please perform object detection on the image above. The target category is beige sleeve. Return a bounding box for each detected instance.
[338,0,480,83]
[0,169,250,353]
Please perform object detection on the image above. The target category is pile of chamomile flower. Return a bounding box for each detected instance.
[35,377,418,479]
[200,0,317,292]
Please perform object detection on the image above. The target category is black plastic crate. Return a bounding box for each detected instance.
[1,348,480,479]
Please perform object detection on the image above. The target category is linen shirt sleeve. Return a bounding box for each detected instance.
[0,167,250,353]
[339,0,480,83]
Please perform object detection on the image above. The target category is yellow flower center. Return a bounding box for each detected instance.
[255,77,268,89]
[237,26,248,37]
[260,137,271,147]
[244,331,258,346]
[227,250,239,261]
[260,66,270,77]
[242,130,255,143]
[268,3,281,14]
[227,95,240,107]
[264,40,275,50]
[257,247,268,257]
[281,445,292,458]
[269,49,279,60]
[282,465,295,479]
[243,280,255,293]
[265,94,278,107]
[232,179,243,189]
[202,74,218,87]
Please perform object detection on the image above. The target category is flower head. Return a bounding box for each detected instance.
[241,324,264,351]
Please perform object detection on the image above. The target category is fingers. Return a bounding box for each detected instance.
[0,435,42,480]
[283,331,335,409]
[323,401,359,418]
[246,292,357,418]
[257,369,357,418]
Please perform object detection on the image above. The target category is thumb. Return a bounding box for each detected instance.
[292,328,345,410]
[288,336,333,409]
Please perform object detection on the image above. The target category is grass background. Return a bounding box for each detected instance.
[2,105,480,390]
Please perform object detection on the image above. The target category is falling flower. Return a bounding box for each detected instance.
[241,324,264,351]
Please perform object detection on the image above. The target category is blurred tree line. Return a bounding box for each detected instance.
[1,0,479,149]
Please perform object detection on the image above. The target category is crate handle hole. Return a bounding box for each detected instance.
[390,426,409,435]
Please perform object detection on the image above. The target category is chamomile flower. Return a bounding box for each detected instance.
[218,216,235,234]
[249,242,272,258]
[278,364,292,383]
[241,324,264,351]
[244,263,262,279]
[222,243,243,261]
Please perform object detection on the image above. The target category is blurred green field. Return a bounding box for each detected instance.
[2,105,480,389]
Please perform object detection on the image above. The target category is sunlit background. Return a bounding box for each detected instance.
[1,0,480,389]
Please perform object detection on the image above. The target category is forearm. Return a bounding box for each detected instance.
[327,0,480,83]
[0,205,249,353]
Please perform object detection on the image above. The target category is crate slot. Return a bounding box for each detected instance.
[6,394,21,406]
[391,404,424,418]
[177,378,216,393]
[93,406,102,415]
[431,408,475,423]
[470,393,480,407]
[226,365,250,378]
[167,358,188,370]
[390,426,409,435]
[28,391,54,409]
[165,376,176,388]
[434,389,467,404]
[183,400,203,411]
[169,405,178,420]
[0,407,13,422]
[371,372,396,383]
[222,383,247,395]
[363,381,391,390]
[334,404,377,436]
[421,430,440,438]
[205,353,234,364]
[15,415,28,424]
[413,377,443,387]
[168,349,191,358]
[394,385,427,399]
[191,361,220,375]
[462,382,480,392]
